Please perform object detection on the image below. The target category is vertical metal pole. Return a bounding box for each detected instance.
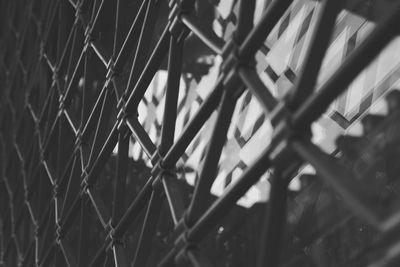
[257,172,288,267]
[158,35,184,156]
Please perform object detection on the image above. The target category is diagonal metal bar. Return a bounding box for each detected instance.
[158,149,272,266]
[113,0,148,74]
[288,0,342,110]
[180,14,225,55]
[86,187,111,228]
[238,67,278,112]
[125,0,160,97]
[59,238,78,267]
[131,190,163,267]
[111,129,130,227]
[86,89,115,171]
[239,0,294,59]
[125,117,157,160]
[187,89,237,225]
[85,123,119,186]
[291,138,381,227]
[113,244,129,267]
[78,196,90,267]
[293,1,400,127]
[113,175,155,239]
[124,23,171,112]
[162,75,225,168]
[162,172,185,226]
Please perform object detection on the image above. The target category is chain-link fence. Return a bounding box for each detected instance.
[2,0,400,266]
